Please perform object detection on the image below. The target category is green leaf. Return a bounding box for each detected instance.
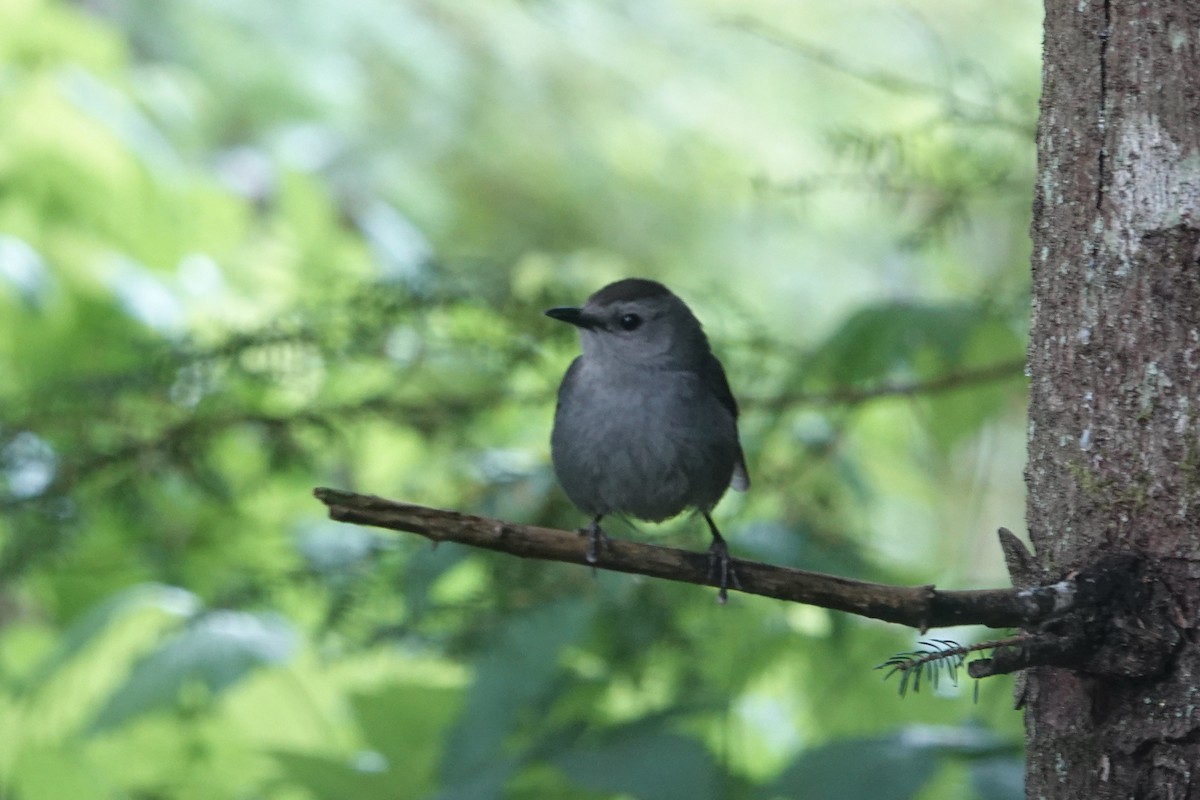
[270,751,395,800]
[11,746,114,800]
[435,758,520,800]
[347,682,464,798]
[554,731,721,800]
[440,597,592,783]
[403,538,470,621]
[736,519,867,576]
[925,318,1025,449]
[805,303,981,385]
[88,610,295,734]
[759,734,941,800]
[26,583,199,692]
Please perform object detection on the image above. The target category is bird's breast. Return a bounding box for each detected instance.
[551,363,739,520]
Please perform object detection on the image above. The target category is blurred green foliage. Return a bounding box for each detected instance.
[0,0,1038,797]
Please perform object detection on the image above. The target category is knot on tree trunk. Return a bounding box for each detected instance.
[970,554,1182,680]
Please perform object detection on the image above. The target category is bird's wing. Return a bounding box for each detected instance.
[702,353,750,491]
[555,356,584,414]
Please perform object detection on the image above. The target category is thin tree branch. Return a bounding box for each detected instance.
[725,16,1033,136]
[769,173,1031,201]
[751,358,1026,410]
[313,488,1070,631]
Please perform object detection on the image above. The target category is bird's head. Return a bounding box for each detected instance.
[545,279,710,369]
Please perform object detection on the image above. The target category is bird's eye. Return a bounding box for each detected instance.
[618,313,642,331]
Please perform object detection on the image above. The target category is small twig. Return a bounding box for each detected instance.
[313,488,1071,631]
[879,638,968,696]
[879,635,1030,695]
[967,634,1086,679]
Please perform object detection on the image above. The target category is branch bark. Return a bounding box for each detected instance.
[313,487,1069,631]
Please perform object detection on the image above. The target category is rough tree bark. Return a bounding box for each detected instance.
[1025,0,1200,797]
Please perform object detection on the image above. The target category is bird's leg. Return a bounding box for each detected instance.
[703,513,741,604]
[579,514,610,564]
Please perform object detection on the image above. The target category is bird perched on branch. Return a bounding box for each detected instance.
[545,278,749,602]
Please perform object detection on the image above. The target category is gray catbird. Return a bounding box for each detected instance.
[546,278,749,602]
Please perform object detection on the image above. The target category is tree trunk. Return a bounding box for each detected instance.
[1025,0,1200,797]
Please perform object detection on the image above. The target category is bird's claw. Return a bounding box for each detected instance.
[579,519,611,564]
[707,538,741,604]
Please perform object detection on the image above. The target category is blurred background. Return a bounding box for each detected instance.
[0,0,1039,797]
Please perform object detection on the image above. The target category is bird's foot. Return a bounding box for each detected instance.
[706,537,741,604]
[578,517,610,564]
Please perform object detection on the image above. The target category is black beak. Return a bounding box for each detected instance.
[545,306,594,329]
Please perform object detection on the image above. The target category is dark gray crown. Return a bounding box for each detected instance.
[588,278,672,307]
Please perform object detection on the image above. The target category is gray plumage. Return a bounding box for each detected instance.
[545,278,749,600]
